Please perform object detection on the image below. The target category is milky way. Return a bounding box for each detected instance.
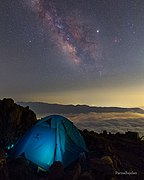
[27,0,103,72]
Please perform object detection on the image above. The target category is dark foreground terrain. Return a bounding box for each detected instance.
[0,98,144,180]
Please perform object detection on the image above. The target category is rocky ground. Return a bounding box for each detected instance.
[0,98,36,149]
[0,98,144,180]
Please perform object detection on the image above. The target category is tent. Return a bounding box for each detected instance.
[9,115,87,170]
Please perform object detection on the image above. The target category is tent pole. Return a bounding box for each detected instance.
[53,120,57,162]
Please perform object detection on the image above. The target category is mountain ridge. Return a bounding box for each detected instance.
[17,102,144,115]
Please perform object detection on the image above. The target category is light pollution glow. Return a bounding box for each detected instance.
[13,85,144,107]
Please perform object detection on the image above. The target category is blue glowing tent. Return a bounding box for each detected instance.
[10,115,87,170]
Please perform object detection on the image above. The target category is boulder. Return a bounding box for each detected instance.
[7,157,39,180]
[78,172,95,180]
[63,162,81,180]
[101,156,114,167]
[47,161,64,179]
[0,158,9,180]
[0,148,9,180]
[89,157,115,180]
[0,98,36,150]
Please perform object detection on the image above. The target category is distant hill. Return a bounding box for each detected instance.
[17,102,144,115]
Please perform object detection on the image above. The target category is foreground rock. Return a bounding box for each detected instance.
[5,129,144,180]
[1,99,144,179]
[0,149,9,180]
[82,129,144,179]
[0,98,36,180]
[0,98,37,149]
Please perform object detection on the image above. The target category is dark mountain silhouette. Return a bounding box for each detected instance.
[17,102,144,115]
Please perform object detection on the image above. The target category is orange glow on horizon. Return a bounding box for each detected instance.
[14,85,144,108]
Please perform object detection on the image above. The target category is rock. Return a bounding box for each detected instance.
[0,98,37,149]
[63,162,81,180]
[78,172,95,180]
[101,156,114,167]
[0,158,9,180]
[0,98,36,180]
[7,157,39,180]
[89,157,115,180]
[72,162,81,180]
[49,161,64,179]
[2,98,14,108]
[0,148,9,180]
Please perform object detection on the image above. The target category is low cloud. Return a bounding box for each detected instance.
[65,112,144,137]
[38,112,144,137]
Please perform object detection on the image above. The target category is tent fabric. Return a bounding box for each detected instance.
[9,115,87,170]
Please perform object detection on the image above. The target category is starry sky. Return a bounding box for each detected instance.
[1,0,144,107]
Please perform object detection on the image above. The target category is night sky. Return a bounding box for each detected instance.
[1,0,144,107]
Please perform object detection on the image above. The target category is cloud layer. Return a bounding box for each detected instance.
[68,112,144,137]
[39,112,144,137]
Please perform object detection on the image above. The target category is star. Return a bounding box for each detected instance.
[113,37,122,44]
[28,0,102,71]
